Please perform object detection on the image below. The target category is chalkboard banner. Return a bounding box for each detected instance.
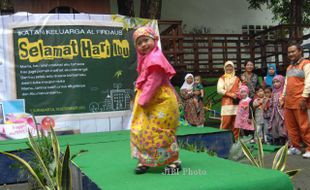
[13,25,137,115]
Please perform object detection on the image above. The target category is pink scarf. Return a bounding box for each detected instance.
[270,75,285,121]
[272,75,284,93]
[133,27,176,89]
[238,85,250,99]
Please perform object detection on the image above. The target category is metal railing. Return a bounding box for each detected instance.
[158,21,310,79]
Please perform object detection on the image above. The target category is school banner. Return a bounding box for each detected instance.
[0,14,159,139]
[14,24,136,115]
[0,14,158,116]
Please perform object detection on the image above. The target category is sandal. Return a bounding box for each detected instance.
[163,161,182,174]
[135,163,149,174]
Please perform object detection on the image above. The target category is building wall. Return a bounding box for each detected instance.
[110,0,278,34]
[12,0,110,14]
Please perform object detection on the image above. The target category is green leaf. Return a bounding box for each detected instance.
[285,169,301,179]
[50,125,62,189]
[240,140,259,167]
[61,145,72,190]
[31,114,41,139]
[31,115,47,159]
[257,137,264,167]
[114,70,123,79]
[28,130,55,188]
[0,151,48,190]
[272,143,288,171]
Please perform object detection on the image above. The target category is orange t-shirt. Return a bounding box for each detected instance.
[284,59,310,109]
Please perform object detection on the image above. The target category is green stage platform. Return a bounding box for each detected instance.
[0,126,227,152]
[0,126,293,190]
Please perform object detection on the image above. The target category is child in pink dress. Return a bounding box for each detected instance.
[235,85,255,138]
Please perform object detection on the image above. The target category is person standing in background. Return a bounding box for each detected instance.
[217,61,241,140]
[270,75,287,145]
[282,42,310,158]
[240,60,260,99]
[235,85,255,139]
[253,86,266,142]
[263,63,277,88]
[263,86,273,144]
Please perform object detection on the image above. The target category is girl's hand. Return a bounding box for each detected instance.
[232,93,237,99]
[258,99,263,107]
[226,92,237,99]
[279,97,284,108]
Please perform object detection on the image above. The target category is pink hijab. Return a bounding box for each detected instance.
[133,27,176,89]
[238,85,250,99]
[272,75,285,93]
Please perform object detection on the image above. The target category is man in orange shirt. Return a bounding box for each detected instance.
[282,42,310,158]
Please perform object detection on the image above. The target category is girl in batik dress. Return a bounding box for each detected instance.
[130,27,181,175]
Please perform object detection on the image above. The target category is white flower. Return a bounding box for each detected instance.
[158,111,165,118]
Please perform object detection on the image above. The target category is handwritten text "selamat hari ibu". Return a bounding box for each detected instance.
[17,38,130,63]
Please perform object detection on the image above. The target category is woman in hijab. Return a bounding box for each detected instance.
[263,63,277,88]
[217,61,241,140]
[180,73,205,127]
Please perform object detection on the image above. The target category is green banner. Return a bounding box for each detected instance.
[13,25,137,115]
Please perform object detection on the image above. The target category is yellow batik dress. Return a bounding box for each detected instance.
[130,85,180,167]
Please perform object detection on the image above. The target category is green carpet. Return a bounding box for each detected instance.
[0,130,130,152]
[177,126,225,136]
[0,127,293,190]
[0,126,222,152]
[251,144,281,152]
[69,138,293,190]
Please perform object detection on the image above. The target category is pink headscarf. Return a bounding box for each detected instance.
[238,85,249,99]
[272,75,285,93]
[133,26,176,89]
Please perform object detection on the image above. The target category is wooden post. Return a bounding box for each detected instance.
[261,34,267,74]
[236,37,241,74]
[193,36,199,74]
[249,36,255,64]
[178,21,184,68]
[275,42,279,67]
[223,36,227,61]
[208,36,213,74]
[172,27,177,65]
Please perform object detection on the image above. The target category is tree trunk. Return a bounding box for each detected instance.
[140,0,162,19]
[147,0,162,19]
[117,0,135,17]
[289,0,303,41]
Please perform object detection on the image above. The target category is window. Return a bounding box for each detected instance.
[242,25,274,39]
